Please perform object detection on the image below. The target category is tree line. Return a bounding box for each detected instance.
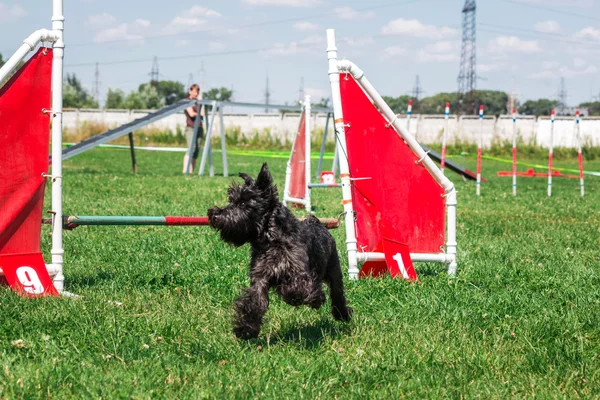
[1,55,598,116]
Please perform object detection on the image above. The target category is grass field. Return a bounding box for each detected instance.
[1,148,599,399]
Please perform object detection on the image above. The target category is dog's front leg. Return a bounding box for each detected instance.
[233,279,270,339]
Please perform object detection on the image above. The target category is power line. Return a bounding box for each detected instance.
[497,0,600,22]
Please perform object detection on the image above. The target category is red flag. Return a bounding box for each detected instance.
[0,48,58,296]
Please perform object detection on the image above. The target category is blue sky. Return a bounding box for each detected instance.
[1,0,599,108]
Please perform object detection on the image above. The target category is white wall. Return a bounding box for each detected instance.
[63,108,600,148]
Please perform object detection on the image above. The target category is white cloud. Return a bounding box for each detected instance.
[243,0,323,7]
[516,0,593,6]
[261,36,322,57]
[542,61,560,69]
[209,41,225,51]
[416,41,459,63]
[384,46,406,58]
[341,36,374,47]
[334,7,375,20]
[534,20,560,33]
[294,22,319,32]
[529,70,556,80]
[93,23,146,45]
[573,57,587,68]
[88,13,117,28]
[188,6,221,17]
[381,19,458,39]
[175,39,191,48]
[488,36,541,54]
[574,27,600,40]
[0,3,27,22]
[162,6,221,35]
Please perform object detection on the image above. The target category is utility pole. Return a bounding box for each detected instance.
[457,0,477,114]
[199,61,206,91]
[411,74,424,112]
[557,77,567,115]
[298,76,305,103]
[92,62,100,104]
[149,56,159,87]
[264,74,271,113]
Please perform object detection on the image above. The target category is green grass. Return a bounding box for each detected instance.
[1,148,600,399]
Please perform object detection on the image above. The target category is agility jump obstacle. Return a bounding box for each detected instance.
[326,29,458,280]
[283,95,341,212]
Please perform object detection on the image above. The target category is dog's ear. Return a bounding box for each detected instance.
[255,163,272,190]
[238,172,254,186]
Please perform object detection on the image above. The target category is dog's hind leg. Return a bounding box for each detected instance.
[233,279,270,339]
[279,272,326,309]
[325,252,353,322]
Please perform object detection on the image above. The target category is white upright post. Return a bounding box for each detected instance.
[576,110,584,197]
[304,94,312,213]
[512,108,517,196]
[441,102,450,174]
[548,110,555,197]
[51,0,65,292]
[406,99,413,133]
[326,29,359,280]
[219,105,228,177]
[476,105,484,196]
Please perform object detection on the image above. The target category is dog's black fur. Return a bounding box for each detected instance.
[207,163,352,339]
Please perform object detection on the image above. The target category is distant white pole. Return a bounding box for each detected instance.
[406,99,413,133]
[512,108,517,196]
[476,104,484,196]
[441,102,450,174]
[576,110,584,197]
[548,110,555,197]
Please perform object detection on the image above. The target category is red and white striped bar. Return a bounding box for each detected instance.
[576,110,584,197]
[512,108,517,196]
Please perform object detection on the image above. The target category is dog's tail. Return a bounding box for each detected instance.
[304,215,321,224]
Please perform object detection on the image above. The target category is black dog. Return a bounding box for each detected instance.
[208,163,352,339]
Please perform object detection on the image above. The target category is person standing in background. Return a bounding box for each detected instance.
[183,84,205,173]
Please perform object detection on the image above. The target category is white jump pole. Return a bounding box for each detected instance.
[50,0,65,292]
[326,29,359,280]
[304,94,312,213]
[511,108,517,196]
[440,102,450,174]
[548,110,555,197]
[576,110,584,197]
[406,99,413,133]
[476,105,484,196]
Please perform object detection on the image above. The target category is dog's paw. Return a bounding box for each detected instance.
[308,292,327,309]
[332,306,353,322]
[233,326,260,340]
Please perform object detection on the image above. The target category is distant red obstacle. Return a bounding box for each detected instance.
[0,48,59,296]
[497,168,579,179]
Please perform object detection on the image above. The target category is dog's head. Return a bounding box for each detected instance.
[208,163,279,246]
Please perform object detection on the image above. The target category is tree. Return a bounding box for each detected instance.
[418,92,460,114]
[579,101,600,117]
[105,88,126,109]
[0,53,4,68]
[518,99,558,116]
[63,74,99,108]
[382,95,412,114]
[124,84,162,110]
[140,80,185,105]
[476,90,510,116]
[203,87,233,102]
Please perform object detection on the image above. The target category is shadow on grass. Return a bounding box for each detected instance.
[256,318,354,350]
